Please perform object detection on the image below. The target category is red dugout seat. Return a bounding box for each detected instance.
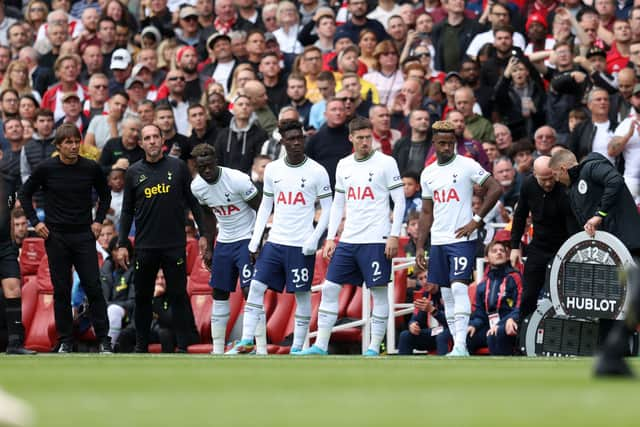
[22,256,56,352]
[19,237,45,277]
[185,238,199,275]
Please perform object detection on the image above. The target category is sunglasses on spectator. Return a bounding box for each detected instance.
[336,96,357,102]
[92,84,108,89]
[168,76,186,81]
[417,52,430,58]
[182,16,198,22]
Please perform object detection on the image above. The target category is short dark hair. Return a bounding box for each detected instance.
[191,143,216,158]
[484,240,510,257]
[35,108,54,120]
[98,16,116,28]
[154,102,173,114]
[278,119,303,135]
[348,117,372,134]
[317,71,335,83]
[493,24,514,35]
[54,123,81,145]
[108,235,132,256]
[111,91,130,102]
[11,207,26,220]
[1,88,19,100]
[2,117,21,131]
[188,103,205,115]
[401,170,420,183]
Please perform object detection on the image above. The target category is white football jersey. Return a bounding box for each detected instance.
[421,155,489,245]
[191,167,258,243]
[335,151,403,244]
[263,157,332,247]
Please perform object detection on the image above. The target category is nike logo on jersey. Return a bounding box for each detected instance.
[274,179,283,183]
[344,176,351,180]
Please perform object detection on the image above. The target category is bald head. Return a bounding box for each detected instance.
[618,68,636,100]
[533,156,552,175]
[243,80,268,108]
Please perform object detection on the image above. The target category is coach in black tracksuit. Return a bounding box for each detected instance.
[510,156,578,323]
[117,124,205,353]
[19,124,112,353]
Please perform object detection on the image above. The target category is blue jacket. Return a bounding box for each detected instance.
[409,290,448,330]
[470,264,523,330]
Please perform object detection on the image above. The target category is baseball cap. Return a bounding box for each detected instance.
[586,46,606,59]
[526,12,548,32]
[445,71,462,82]
[61,92,80,102]
[179,6,198,20]
[110,48,132,70]
[125,76,145,90]
[131,63,150,78]
[264,32,278,44]
[207,32,231,48]
[334,27,354,45]
[313,7,335,22]
[141,26,162,43]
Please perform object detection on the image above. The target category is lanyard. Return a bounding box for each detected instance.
[484,276,507,313]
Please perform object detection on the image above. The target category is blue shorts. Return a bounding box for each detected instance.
[253,242,315,293]
[427,241,476,287]
[210,239,253,292]
[326,242,390,288]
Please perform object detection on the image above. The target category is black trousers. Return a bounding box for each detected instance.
[45,230,109,344]
[520,249,553,321]
[134,247,193,350]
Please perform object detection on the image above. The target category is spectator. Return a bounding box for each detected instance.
[467,240,523,356]
[493,56,546,140]
[370,104,401,155]
[341,0,388,44]
[482,139,499,166]
[176,6,202,49]
[431,0,482,72]
[109,48,132,95]
[186,103,217,151]
[340,74,372,119]
[80,45,104,86]
[98,117,144,174]
[243,80,278,135]
[337,46,379,101]
[137,47,166,88]
[55,92,89,136]
[510,139,534,176]
[154,103,190,160]
[245,30,266,72]
[363,40,404,106]
[493,156,521,212]
[273,1,304,64]
[97,17,117,71]
[305,97,351,189]
[387,15,408,54]
[286,73,313,130]
[260,106,300,161]
[393,108,431,175]
[467,2,526,59]
[175,45,203,104]
[106,167,125,230]
[18,95,38,123]
[227,63,256,103]
[459,57,492,120]
[610,85,640,202]
[11,207,35,248]
[163,69,189,135]
[214,94,268,174]
[0,118,23,195]
[260,52,289,116]
[7,22,29,59]
[402,171,423,223]
[85,91,128,150]
[533,125,557,158]
[568,87,618,166]
[41,54,86,122]
[20,109,55,185]
[301,45,325,103]
[398,268,451,356]
[367,0,401,29]
[607,19,632,74]
[391,78,424,134]
[100,236,135,351]
[309,71,336,131]
[84,74,110,122]
[611,67,635,122]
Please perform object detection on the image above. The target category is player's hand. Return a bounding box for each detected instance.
[455,220,480,239]
[487,325,499,336]
[415,250,427,270]
[409,321,421,336]
[202,248,213,271]
[414,297,428,312]
[584,215,602,237]
[510,248,522,269]
[385,236,399,259]
[323,239,337,259]
[302,238,317,256]
[35,222,49,239]
[91,222,102,239]
[467,326,476,337]
[249,250,259,265]
[505,318,518,336]
[116,247,130,269]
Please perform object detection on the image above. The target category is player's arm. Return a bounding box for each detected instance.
[92,163,112,238]
[198,204,217,270]
[324,190,345,259]
[455,175,501,239]
[248,195,273,262]
[304,195,332,256]
[246,188,262,211]
[386,185,406,259]
[510,183,530,267]
[415,198,433,270]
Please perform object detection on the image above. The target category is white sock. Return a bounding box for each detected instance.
[241,280,268,342]
[211,299,230,355]
[452,282,471,351]
[107,304,125,346]
[369,287,389,353]
[254,311,267,355]
[315,281,341,351]
[293,292,311,350]
[441,287,456,337]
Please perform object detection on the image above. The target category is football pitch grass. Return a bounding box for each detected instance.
[1,356,639,427]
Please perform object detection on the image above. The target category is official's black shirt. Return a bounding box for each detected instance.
[98,137,145,174]
[0,173,15,243]
[118,156,203,249]
[19,157,111,232]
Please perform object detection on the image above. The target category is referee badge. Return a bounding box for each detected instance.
[578,179,588,195]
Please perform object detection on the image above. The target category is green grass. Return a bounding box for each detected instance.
[1,356,639,427]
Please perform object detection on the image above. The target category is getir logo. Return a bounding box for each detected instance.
[144,183,171,198]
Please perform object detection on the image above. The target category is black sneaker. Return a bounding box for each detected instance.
[594,354,634,378]
[99,341,113,354]
[58,343,73,353]
[6,346,37,355]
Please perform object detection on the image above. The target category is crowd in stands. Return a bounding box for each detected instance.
[2,0,640,354]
